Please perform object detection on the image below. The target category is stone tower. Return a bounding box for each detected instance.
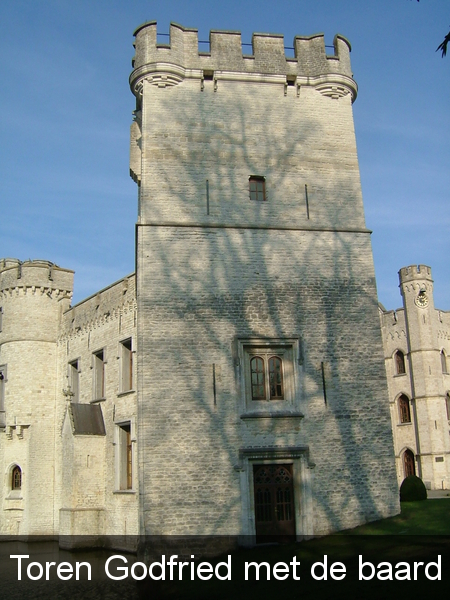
[0,259,73,535]
[130,22,399,545]
[398,265,450,487]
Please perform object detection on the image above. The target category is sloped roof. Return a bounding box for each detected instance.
[69,403,106,436]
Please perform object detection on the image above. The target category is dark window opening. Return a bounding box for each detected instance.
[249,176,266,201]
[399,394,411,424]
[12,466,22,490]
[395,350,406,375]
[403,449,416,478]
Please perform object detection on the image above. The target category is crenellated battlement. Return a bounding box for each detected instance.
[398,264,433,285]
[0,258,74,296]
[130,21,356,101]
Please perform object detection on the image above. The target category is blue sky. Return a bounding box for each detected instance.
[1,0,448,308]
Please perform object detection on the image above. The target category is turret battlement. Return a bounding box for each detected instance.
[130,21,356,101]
[0,258,74,297]
[399,264,433,285]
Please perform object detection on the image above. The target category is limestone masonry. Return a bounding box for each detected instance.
[379,266,450,491]
[2,22,446,551]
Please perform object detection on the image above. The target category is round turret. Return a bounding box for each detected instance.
[0,259,73,535]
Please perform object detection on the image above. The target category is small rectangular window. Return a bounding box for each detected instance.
[93,349,105,400]
[68,359,80,403]
[120,339,133,393]
[249,176,266,201]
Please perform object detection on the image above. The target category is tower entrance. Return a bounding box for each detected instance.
[253,464,296,542]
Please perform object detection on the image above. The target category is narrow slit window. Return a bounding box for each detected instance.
[68,360,79,402]
[12,465,22,490]
[249,176,266,201]
[120,339,133,393]
[117,422,133,490]
[93,349,105,400]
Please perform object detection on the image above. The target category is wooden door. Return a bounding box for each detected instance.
[253,464,296,542]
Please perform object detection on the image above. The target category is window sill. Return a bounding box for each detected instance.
[241,411,304,420]
[397,422,412,427]
[113,490,136,495]
[5,492,23,500]
[90,397,106,404]
[393,373,407,378]
[117,390,135,398]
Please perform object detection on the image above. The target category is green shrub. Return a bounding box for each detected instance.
[400,475,427,502]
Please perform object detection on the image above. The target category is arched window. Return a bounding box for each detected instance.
[398,394,411,423]
[446,393,450,421]
[394,350,406,375]
[250,354,285,401]
[12,465,22,490]
[441,350,448,374]
[403,449,416,478]
[251,357,266,400]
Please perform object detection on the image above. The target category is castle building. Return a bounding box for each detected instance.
[379,265,450,491]
[0,22,401,548]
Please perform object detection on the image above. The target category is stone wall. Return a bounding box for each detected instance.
[132,23,399,540]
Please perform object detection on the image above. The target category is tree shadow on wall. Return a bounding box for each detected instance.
[134,81,398,541]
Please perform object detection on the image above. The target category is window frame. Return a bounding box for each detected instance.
[394,350,406,376]
[114,419,135,492]
[12,465,22,490]
[92,348,106,401]
[68,359,80,403]
[237,338,301,414]
[119,338,134,394]
[403,449,416,478]
[441,350,448,374]
[398,394,411,424]
[249,176,266,202]
[249,354,285,401]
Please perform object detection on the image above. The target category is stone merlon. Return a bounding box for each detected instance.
[130,21,356,101]
[0,258,74,295]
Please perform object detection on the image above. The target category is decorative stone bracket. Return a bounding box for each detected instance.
[4,424,30,440]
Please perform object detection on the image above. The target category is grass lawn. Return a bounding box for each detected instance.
[339,498,450,535]
[139,500,450,599]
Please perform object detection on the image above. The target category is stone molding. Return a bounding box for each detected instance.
[130,62,357,101]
